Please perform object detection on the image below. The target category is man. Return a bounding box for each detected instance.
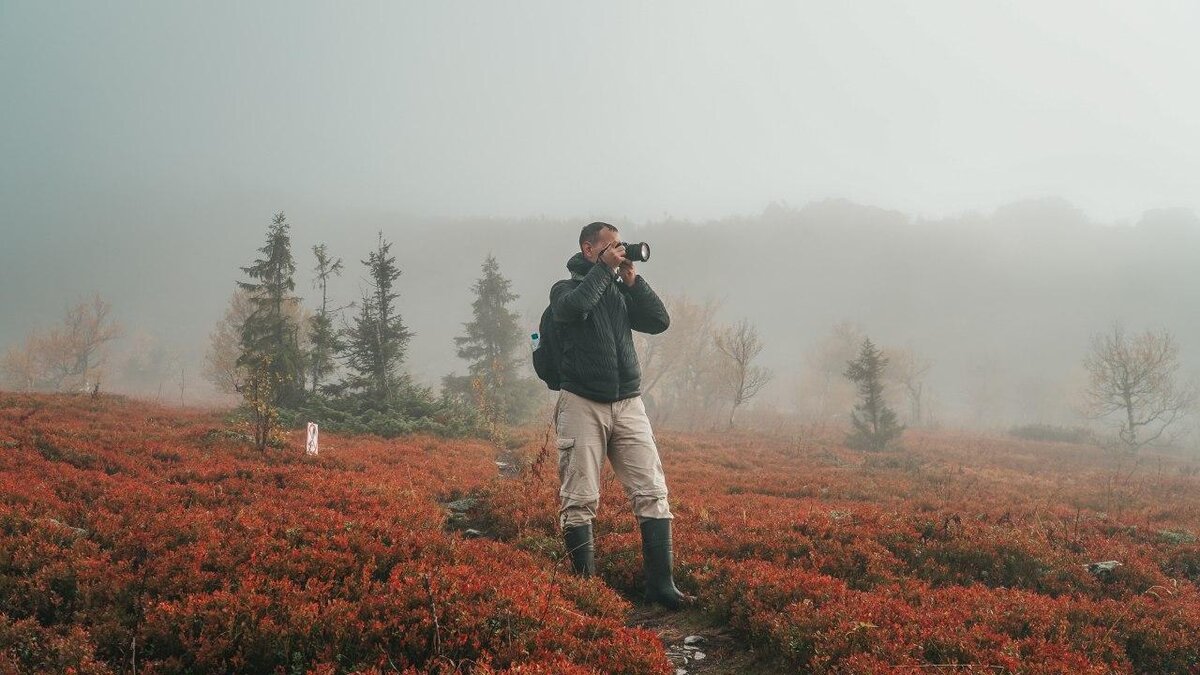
[549,221,691,609]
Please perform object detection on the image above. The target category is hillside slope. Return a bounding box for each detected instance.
[3,394,1200,672]
[0,393,669,673]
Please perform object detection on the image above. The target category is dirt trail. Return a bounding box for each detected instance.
[628,605,773,674]
[439,447,776,675]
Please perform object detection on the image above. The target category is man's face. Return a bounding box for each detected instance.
[582,228,620,263]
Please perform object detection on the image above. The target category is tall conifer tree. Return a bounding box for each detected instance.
[308,243,343,393]
[237,212,304,405]
[844,337,904,451]
[340,232,412,402]
[444,255,538,425]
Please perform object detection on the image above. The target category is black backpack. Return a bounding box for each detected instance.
[532,280,580,390]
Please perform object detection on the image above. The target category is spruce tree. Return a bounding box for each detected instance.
[844,337,904,451]
[308,243,343,393]
[444,255,538,425]
[339,232,412,402]
[237,212,305,405]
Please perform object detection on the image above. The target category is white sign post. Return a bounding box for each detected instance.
[305,422,319,456]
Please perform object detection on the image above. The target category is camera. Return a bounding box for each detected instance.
[619,241,651,262]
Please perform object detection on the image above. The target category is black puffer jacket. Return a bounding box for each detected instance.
[550,252,670,403]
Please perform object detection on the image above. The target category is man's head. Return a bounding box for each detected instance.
[579,221,620,263]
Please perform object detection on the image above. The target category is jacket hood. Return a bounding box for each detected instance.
[567,251,595,277]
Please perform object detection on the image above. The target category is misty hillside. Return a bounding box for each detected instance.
[8,4,1200,673]
[6,392,1200,672]
[4,197,1198,426]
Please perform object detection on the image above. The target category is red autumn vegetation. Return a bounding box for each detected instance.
[0,393,669,674]
[4,392,1200,673]
[487,430,1200,672]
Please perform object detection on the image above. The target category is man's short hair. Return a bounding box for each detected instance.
[580,221,618,248]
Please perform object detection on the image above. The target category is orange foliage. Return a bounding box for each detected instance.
[6,391,1200,672]
[0,393,670,673]
[488,427,1200,672]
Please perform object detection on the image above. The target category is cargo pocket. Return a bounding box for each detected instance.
[556,437,577,494]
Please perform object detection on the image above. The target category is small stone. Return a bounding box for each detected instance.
[37,517,88,539]
[446,497,478,512]
[692,651,706,661]
[683,635,706,645]
[675,669,688,675]
[1085,560,1122,575]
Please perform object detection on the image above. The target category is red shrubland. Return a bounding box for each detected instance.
[0,393,671,674]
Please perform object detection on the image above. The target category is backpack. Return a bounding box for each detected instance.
[532,279,580,390]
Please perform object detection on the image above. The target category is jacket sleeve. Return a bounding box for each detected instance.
[550,260,615,322]
[620,276,670,334]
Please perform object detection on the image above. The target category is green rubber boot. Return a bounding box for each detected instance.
[639,518,693,609]
[563,523,595,577]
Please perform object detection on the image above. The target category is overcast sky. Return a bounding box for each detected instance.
[3,1,1199,227]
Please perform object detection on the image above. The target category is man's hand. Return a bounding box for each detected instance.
[599,243,626,269]
[619,260,637,286]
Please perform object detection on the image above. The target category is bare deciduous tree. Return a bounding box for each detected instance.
[1,334,42,391]
[714,318,772,430]
[798,321,864,422]
[1083,323,1195,453]
[204,289,254,395]
[634,294,723,428]
[886,347,933,427]
[48,294,121,390]
[119,330,182,400]
[0,294,120,392]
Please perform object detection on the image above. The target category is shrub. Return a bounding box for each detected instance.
[0,393,669,673]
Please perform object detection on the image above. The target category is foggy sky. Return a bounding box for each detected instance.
[3,2,1200,421]
[3,1,1199,227]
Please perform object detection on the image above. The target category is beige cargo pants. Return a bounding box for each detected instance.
[555,389,673,529]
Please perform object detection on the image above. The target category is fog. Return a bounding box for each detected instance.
[3,2,1200,435]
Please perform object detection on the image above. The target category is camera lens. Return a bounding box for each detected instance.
[620,242,650,262]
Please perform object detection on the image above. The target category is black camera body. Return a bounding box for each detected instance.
[619,241,651,262]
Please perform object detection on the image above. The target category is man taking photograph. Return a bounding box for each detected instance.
[548,221,691,610]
